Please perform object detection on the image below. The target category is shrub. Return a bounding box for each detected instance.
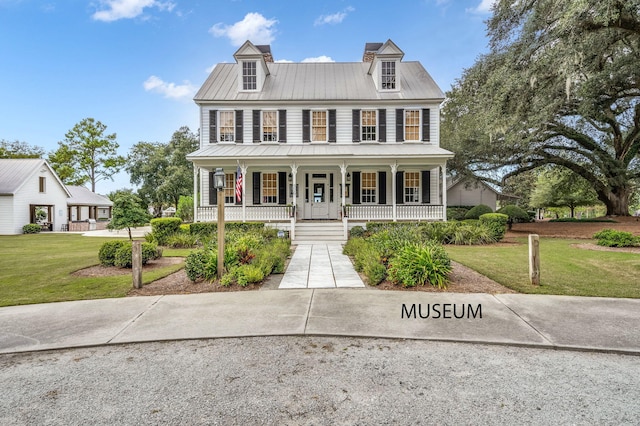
[113,242,161,268]
[166,232,200,248]
[220,270,235,287]
[447,207,470,221]
[189,222,217,236]
[479,213,509,242]
[353,244,381,273]
[185,250,208,281]
[420,221,459,244]
[464,204,493,220]
[450,223,496,245]
[593,229,640,247]
[363,259,386,286]
[22,223,41,234]
[235,264,265,285]
[343,237,369,257]
[179,224,191,233]
[497,205,530,229]
[349,226,366,238]
[98,240,127,266]
[387,242,451,289]
[150,217,182,245]
[227,222,264,232]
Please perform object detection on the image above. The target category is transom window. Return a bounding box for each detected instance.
[224,173,235,203]
[361,172,377,204]
[312,111,327,142]
[262,111,278,142]
[219,111,235,142]
[361,110,377,141]
[242,61,257,90]
[262,173,277,204]
[381,61,396,90]
[404,172,420,203]
[405,110,420,141]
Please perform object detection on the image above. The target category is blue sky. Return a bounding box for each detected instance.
[0,0,494,194]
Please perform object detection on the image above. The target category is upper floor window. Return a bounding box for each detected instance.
[404,172,420,203]
[381,61,396,90]
[262,111,278,142]
[361,110,377,141]
[242,61,257,90]
[219,111,235,142]
[361,172,377,204]
[39,176,46,193]
[405,110,420,141]
[262,172,278,204]
[312,111,327,142]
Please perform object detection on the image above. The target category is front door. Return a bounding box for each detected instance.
[311,176,329,219]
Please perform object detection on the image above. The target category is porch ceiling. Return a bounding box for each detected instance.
[187,143,454,168]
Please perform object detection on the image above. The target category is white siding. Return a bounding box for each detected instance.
[447,182,497,210]
[0,196,15,235]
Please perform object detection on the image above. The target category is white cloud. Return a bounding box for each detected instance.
[143,75,196,99]
[210,12,277,46]
[92,0,175,22]
[314,6,354,26]
[302,56,335,63]
[467,0,495,14]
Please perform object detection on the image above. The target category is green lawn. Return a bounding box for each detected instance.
[0,234,184,307]
[446,238,640,298]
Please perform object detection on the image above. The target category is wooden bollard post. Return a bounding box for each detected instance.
[132,240,142,289]
[529,234,540,286]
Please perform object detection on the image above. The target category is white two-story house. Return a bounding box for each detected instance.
[187,40,454,240]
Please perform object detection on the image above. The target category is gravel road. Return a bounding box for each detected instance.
[1,337,638,425]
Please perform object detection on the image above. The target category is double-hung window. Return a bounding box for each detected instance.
[262,111,278,142]
[219,111,235,142]
[224,173,235,203]
[312,111,327,142]
[404,110,420,141]
[404,172,420,203]
[242,61,257,90]
[361,110,377,141]
[262,173,277,204]
[381,61,396,90]
[361,172,377,204]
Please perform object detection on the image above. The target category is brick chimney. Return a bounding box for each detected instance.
[256,45,274,63]
[363,42,383,62]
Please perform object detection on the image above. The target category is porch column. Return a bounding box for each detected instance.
[290,163,298,240]
[193,164,198,223]
[442,163,447,221]
[240,163,247,223]
[340,162,348,239]
[391,162,398,222]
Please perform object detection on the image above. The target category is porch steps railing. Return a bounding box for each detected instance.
[293,221,346,244]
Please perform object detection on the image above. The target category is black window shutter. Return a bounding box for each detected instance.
[378,171,387,204]
[396,109,404,142]
[302,110,310,143]
[378,109,386,142]
[422,108,431,142]
[235,110,243,143]
[252,172,261,204]
[209,110,217,144]
[278,172,287,205]
[396,171,404,204]
[421,170,431,204]
[278,110,287,143]
[235,172,241,205]
[352,172,361,204]
[209,172,217,204]
[253,110,261,143]
[328,109,336,143]
[352,109,361,142]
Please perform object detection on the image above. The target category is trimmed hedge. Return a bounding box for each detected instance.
[98,240,128,266]
[464,204,493,220]
[22,223,41,234]
[150,217,182,245]
[497,205,530,224]
[593,229,640,247]
[99,241,161,267]
[479,213,509,242]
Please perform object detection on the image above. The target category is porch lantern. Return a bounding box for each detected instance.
[346,173,351,182]
[214,167,225,279]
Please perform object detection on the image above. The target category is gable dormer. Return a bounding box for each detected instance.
[365,39,404,92]
[233,40,271,93]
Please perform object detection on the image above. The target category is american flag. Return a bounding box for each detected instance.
[235,166,243,203]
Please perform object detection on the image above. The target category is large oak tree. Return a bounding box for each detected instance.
[442,0,640,215]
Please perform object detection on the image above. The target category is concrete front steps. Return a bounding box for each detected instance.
[293,221,346,245]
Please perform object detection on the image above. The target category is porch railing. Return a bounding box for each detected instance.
[197,205,293,222]
[346,204,444,221]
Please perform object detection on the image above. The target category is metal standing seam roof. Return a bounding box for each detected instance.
[194,62,445,103]
[66,185,113,206]
[0,159,71,196]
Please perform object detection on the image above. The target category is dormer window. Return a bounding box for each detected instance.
[381,61,396,90]
[242,61,257,90]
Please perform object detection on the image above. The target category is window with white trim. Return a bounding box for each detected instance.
[381,61,396,90]
[404,171,420,203]
[404,110,420,141]
[262,111,278,142]
[219,111,235,142]
[312,111,327,142]
[224,173,235,203]
[262,173,277,204]
[242,61,257,90]
[361,110,377,141]
[361,172,377,204]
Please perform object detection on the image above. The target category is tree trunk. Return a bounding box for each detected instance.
[569,205,575,218]
[127,227,132,241]
[600,186,631,216]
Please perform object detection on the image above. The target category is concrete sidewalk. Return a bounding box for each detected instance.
[1,291,639,355]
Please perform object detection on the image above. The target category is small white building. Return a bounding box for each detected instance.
[447,177,499,211]
[0,159,71,234]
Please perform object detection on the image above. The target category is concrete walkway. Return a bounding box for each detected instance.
[1,291,639,355]
[279,244,365,289]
